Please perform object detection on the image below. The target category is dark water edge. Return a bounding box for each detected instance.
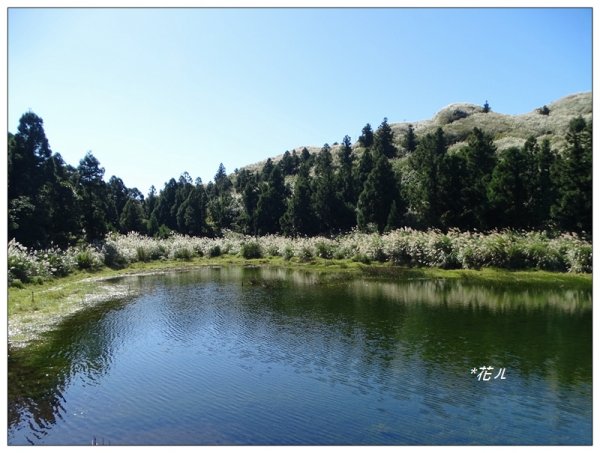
[8,267,592,445]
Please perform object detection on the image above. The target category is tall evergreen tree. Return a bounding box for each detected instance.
[255,165,286,235]
[402,124,418,155]
[458,127,497,230]
[311,144,345,234]
[176,184,208,236]
[551,117,592,233]
[77,151,111,242]
[120,199,147,233]
[152,178,179,231]
[407,127,447,227]
[357,153,403,233]
[488,146,534,229]
[374,117,397,158]
[355,148,374,198]
[531,138,556,229]
[281,162,317,236]
[358,123,374,148]
[240,172,260,235]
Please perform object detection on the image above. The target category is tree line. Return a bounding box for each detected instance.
[8,111,592,249]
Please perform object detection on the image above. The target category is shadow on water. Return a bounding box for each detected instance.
[7,296,134,444]
[8,266,592,445]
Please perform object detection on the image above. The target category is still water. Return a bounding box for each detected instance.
[8,267,592,445]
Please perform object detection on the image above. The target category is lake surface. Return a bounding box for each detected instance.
[8,267,592,445]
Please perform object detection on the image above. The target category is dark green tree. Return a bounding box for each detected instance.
[488,146,534,228]
[531,138,556,228]
[152,178,179,231]
[402,124,418,155]
[255,165,286,235]
[551,117,592,233]
[458,128,497,229]
[374,117,397,158]
[357,153,404,233]
[385,200,403,232]
[358,123,374,148]
[176,184,208,236]
[120,198,147,233]
[281,163,317,236]
[240,173,260,235]
[355,148,374,197]
[407,127,448,227]
[77,151,111,242]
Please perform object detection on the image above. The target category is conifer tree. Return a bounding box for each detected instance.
[403,124,418,154]
[488,146,534,228]
[374,117,397,158]
[120,199,147,233]
[358,123,374,148]
[312,144,342,233]
[551,117,592,233]
[176,184,208,236]
[459,127,497,229]
[281,162,316,236]
[77,151,111,242]
[408,127,447,227]
[255,165,286,235]
[357,153,403,233]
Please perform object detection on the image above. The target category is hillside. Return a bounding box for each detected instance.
[242,91,592,173]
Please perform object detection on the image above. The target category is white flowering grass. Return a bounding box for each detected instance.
[7,229,592,286]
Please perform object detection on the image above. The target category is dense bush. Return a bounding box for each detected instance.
[6,229,593,287]
[240,241,263,259]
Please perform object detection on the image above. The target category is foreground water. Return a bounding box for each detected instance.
[8,267,592,445]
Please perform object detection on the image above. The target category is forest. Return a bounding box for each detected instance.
[8,109,592,252]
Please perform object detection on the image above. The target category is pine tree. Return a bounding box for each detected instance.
[312,144,341,234]
[357,153,403,233]
[551,117,592,233]
[240,172,260,235]
[77,152,111,242]
[374,117,397,158]
[403,124,418,154]
[176,184,208,236]
[488,146,534,228]
[385,200,403,232]
[255,165,286,235]
[355,148,374,197]
[531,139,556,229]
[459,128,497,230]
[407,127,447,227]
[120,199,147,233]
[358,123,374,148]
[281,163,316,236]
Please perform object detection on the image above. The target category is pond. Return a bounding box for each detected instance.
[7,267,592,445]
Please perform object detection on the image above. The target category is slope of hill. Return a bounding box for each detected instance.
[242,91,591,173]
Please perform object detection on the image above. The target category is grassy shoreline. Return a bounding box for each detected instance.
[8,254,592,349]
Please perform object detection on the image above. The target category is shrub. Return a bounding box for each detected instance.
[76,248,94,269]
[173,247,193,260]
[315,240,334,259]
[283,245,294,261]
[10,279,25,289]
[103,241,129,268]
[208,245,222,258]
[298,246,313,262]
[241,242,263,259]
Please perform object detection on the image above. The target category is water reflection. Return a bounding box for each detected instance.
[8,267,592,445]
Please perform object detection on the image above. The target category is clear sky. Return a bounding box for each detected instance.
[8,7,592,195]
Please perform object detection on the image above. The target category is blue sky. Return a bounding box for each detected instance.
[8,7,592,195]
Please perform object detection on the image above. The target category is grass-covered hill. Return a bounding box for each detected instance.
[243,91,591,172]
